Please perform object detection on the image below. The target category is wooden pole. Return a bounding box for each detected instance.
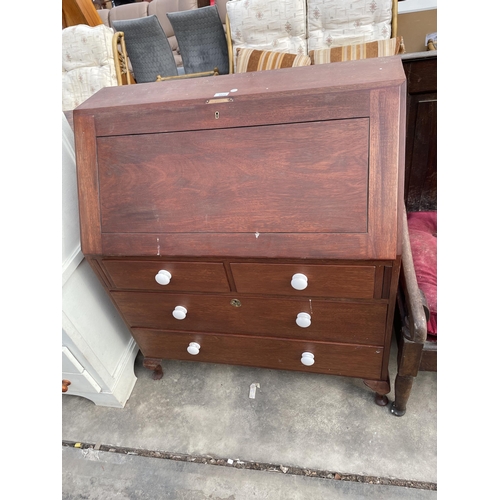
[62,0,103,29]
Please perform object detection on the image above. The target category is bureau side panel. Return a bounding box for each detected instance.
[368,86,404,258]
[73,113,102,255]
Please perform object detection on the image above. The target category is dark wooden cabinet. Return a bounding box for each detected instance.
[402,54,437,211]
[74,57,406,405]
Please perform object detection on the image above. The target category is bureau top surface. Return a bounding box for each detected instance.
[74,57,406,260]
[77,56,405,110]
[74,57,406,137]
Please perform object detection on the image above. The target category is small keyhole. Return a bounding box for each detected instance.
[215,111,220,119]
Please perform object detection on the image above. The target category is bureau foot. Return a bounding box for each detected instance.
[374,394,389,406]
[143,357,163,380]
[363,379,390,407]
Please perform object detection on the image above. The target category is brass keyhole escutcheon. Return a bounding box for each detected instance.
[215,111,220,119]
[230,299,241,307]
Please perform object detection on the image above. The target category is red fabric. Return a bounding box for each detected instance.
[407,211,437,338]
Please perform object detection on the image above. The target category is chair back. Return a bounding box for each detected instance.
[167,5,229,75]
[112,15,179,83]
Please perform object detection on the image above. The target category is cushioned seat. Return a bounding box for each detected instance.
[407,211,437,338]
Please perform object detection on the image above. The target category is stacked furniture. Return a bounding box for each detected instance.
[112,5,229,84]
[224,0,401,71]
[100,0,402,81]
[73,56,406,407]
[97,0,199,67]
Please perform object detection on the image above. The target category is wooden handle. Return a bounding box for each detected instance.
[62,379,71,393]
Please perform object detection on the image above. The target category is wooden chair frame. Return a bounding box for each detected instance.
[112,32,134,85]
[391,209,437,417]
[112,31,222,84]
[156,69,219,82]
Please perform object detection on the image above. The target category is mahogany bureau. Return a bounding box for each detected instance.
[74,56,406,406]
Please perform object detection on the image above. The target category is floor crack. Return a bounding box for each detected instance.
[62,440,437,491]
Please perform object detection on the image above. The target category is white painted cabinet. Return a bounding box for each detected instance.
[62,112,138,408]
[62,346,102,394]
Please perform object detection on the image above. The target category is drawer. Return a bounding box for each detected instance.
[112,292,387,345]
[230,263,376,298]
[102,260,230,292]
[132,328,384,380]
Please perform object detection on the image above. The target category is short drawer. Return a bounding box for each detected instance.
[102,260,230,292]
[112,292,387,345]
[230,263,376,298]
[132,328,384,380]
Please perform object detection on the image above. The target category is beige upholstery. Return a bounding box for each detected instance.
[97,7,110,25]
[215,0,229,29]
[307,0,394,50]
[225,0,399,68]
[62,24,118,111]
[108,2,149,25]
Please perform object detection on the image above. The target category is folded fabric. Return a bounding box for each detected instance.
[309,36,405,65]
[236,47,311,73]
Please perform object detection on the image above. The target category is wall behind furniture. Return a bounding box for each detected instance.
[398,1,437,53]
[398,0,437,14]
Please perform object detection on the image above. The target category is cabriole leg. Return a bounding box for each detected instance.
[363,379,390,407]
[143,357,163,380]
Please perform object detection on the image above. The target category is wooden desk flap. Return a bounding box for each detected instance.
[74,58,405,260]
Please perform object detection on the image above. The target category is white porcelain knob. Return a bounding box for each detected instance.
[187,342,200,355]
[301,352,315,366]
[296,312,311,328]
[291,273,308,290]
[172,306,187,320]
[155,270,172,285]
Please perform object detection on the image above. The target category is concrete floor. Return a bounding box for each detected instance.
[62,338,437,499]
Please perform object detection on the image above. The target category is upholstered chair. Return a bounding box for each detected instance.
[112,15,179,83]
[167,5,229,75]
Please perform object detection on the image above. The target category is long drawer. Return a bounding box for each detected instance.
[112,292,388,345]
[132,328,384,380]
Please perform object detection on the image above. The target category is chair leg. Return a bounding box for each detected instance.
[391,334,424,416]
[390,374,414,416]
